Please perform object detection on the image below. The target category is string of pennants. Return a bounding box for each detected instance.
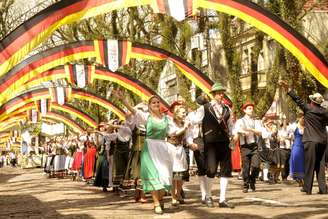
[0,0,327,90]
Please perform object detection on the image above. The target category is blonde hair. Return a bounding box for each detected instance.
[173,105,186,123]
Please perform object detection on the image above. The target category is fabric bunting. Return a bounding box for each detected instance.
[0,0,326,89]
[0,88,126,126]
[27,109,39,123]
[150,0,194,21]
[66,64,94,88]
[49,87,72,105]
[96,40,131,70]
[49,102,97,128]
[0,41,96,105]
[35,99,51,116]
[44,112,84,134]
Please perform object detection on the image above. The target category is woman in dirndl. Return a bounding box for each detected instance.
[115,91,175,215]
[167,106,190,206]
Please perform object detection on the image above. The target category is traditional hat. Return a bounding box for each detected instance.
[241,101,255,111]
[210,82,226,93]
[309,93,324,105]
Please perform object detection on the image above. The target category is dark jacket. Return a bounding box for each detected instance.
[202,102,230,143]
[288,90,328,144]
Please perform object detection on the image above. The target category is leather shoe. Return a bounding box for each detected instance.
[242,188,248,193]
[250,183,256,192]
[219,201,235,209]
[205,196,214,208]
[154,205,163,214]
[300,188,307,193]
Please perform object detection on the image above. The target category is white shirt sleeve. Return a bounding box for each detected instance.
[135,110,149,126]
[185,127,194,145]
[189,106,205,125]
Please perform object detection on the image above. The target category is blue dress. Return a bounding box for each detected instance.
[289,128,304,179]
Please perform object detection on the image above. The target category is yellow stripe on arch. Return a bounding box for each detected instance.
[71,93,125,120]
[0,51,95,105]
[93,73,151,101]
[49,103,97,128]
[43,112,84,134]
[199,0,328,87]
[0,104,35,122]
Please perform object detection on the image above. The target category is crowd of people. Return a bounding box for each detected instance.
[10,81,328,215]
[0,151,17,168]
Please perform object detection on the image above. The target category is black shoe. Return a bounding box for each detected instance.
[201,199,206,205]
[317,191,327,194]
[300,188,307,193]
[242,188,248,193]
[219,201,235,209]
[102,187,108,192]
[250,183,256,192]
[205,196,214,208]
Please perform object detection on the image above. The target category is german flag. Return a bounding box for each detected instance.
[150,0,194,21]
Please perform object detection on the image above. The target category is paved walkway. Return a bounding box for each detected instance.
[0,167,328,219]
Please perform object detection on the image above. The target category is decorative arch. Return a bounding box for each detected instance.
[0,39,221,107]
[0,112,84,133]
[21,65,170,110]
[0,88,125,121]
[1,101,97,128]
[0,0,327,88]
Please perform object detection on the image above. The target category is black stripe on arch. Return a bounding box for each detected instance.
[0,0,81,50]
[118,40,123,67]
[0,41,93,85]
[132,42,214,86]
[95,65,171,110]
[0,88,48,110]
[62,103,96,122]
[234,0,328,69]
[72,87,125,115]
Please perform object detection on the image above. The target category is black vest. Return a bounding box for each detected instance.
[202,102,230,143]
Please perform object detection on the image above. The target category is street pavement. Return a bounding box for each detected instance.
[0,167,328,219]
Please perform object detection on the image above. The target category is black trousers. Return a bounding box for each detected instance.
[240,144,260,187]
[281,149,291,180]
[193,137,206,176]
[204,142,232,178]
[303,142,327,194]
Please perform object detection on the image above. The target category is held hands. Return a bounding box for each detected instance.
[189,143,199,151]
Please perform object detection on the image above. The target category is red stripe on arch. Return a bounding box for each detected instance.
[214,0,328,79]
[24,68,66,84]
[0,45,94,93]
[131,47,168,59]
[95,69,153,97]
[168,57,212,90]
[0,0,111,63]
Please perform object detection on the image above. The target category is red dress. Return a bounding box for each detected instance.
[231,140,241,171]
[83,142,97,179]
[71,150,83,171]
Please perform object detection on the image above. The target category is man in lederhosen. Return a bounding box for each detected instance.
[233,101,262,193]
[190,82,234,208]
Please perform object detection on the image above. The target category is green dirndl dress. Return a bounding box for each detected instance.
[141,116,174,192]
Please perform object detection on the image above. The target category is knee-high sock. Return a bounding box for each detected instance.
[206,177,214,197]
[219,177,228,203]
[263,168,269,181]
[199,176,207,200]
